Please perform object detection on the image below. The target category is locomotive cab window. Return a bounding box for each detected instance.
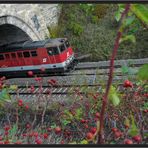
[31,51,37,57]
[59,44,66,53]
[65,41,70,48]
[5,54,10,59]
[23,52,30,57]
[17,52,23,58]
[47,47,59,55]
[0,54,4,60]
[11,53,16,58]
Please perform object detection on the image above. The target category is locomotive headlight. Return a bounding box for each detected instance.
[65,54,74,66]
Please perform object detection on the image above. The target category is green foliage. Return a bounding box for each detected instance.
[121,65,129,74]
[124,117,130,127]
[79,139,88,144]
[125,16,135,26]
[47,25,60,38]
[0,88,11,106]
[79,4,94,15]
[47,4,147,61]
[115,4,125,22]
[9,124,18,138]
[75,108,83,120]
[120,35,136,44]
[137,64,148,81]
[142,102,148,110]
[61,119,71,126]
[9,85,18,91]
[68,22,83,36]
[128,114,139,136]
[131,4,148,26]
[109,86,120,106]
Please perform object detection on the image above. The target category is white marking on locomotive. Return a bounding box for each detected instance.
[43,58,47,63]
[67,52,69,58]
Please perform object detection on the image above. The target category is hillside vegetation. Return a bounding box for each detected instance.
[48,4,148,61]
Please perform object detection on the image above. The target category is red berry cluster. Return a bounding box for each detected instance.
[123,80,133,88]
[48,79,57,86]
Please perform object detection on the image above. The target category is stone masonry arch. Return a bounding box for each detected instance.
[0,4,60,46]
[0,15,42,46]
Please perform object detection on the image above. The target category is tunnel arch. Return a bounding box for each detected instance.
[0,15,42,46]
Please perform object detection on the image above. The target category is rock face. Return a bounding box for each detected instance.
[0,4,60,46]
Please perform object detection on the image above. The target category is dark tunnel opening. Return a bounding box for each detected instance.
[0,24,32,47]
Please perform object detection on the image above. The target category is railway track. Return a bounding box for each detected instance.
[8,82,147,105]
[9,84,143,95]
[76,58,148,70]
[1,58,147,106]
[6,58,148,86]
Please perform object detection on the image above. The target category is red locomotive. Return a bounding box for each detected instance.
[0,38,77,77]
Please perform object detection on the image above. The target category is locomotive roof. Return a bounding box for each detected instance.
[0,38,67,53]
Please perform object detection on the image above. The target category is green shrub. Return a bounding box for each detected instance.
[47,4,148,61]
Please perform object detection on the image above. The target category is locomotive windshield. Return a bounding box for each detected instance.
[46,39,70,55]
[65,41,70,48]
[59,44,66,53]
[47,47,59,55]
[59,41,70,53]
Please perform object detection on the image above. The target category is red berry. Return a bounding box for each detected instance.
[95,112,100,118]
[25,105,29,110]
[4,140,9,144]
[125,124,129,129]
[35,77,42,82]
[81,119,85,123]
[124,139,133,144]
[4,125,10,131]
[55,127,61,134]
[1,76,6,81]
[111,127,118,133]
[0,83,3,89]
[123,80,133,88]
[43,133,48,139]
[143,109,147,113]
[84,124,89,129]
[30,85,35,93]
[143,93,148,98]
[50,79,56,84]
[90,127,97,134]
[29,132,34,137]
[22,133,27,137]
[15,141,22,144]
[86,132,93,140]
[61,140,64,144]
[114,131,122,138]
[18,99,23,103]
[132,135,142,142]
[4,131,9,136]
[26,123,31,129]
[47,128,52,132]
[27,71,34,76]
[18,102,23,106]
[48,79,57,86]
[34,132,38,137]
[94,117,99,121]
[0,136,3,140]
[35,138,42,144]
[0,141,3,144]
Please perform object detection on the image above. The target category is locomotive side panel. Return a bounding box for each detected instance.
[0,54,7,68]
[17,52,25,66]
[30,49,41,65]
